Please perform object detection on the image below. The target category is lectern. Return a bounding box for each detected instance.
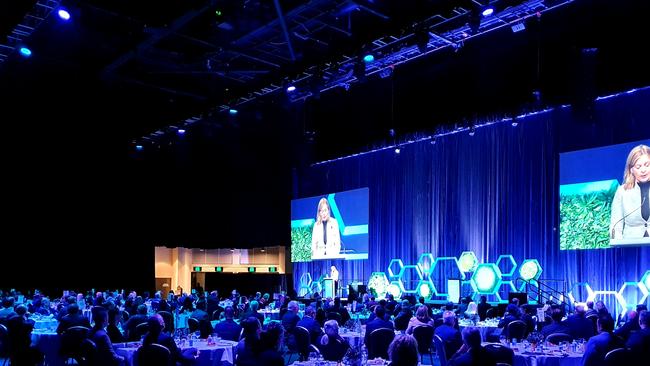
[323,277,335,298]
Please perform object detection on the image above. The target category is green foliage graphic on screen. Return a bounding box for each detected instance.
[291,224,313,262]
[559,180,617,250]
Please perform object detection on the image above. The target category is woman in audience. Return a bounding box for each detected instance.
[406,305,435,334]
[318,319,350,361]
[464,302,480,324]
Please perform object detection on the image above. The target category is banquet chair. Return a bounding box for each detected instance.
[546,333,573,344]
[368,328,395,360]
[484,343,514,365]
[412,325,435,364]
[136,343,171,366]
[60,325,90,365]
[433,335,447,366]
[604,348,632,366]
[507,320,527,340]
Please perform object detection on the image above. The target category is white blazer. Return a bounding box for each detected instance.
[311,219,341,258]
[610,183,650,239]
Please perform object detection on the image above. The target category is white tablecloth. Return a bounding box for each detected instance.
[116,339,237,366]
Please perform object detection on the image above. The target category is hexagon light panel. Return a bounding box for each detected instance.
[388,259,405,279]
[458,251,479,273]
[618,282,648,309]
[471,263,502,294]
[642,270,650,294]
[568,282,594,304]
[496,255,517,277]
[368,272,390,299]
[400,265,423,294]
[417,280,435,299]
[519,259,542,281]
[388,280,404,298]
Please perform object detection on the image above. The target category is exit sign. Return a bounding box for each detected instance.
[248,267,256,273]
[268,267,277,273]
[215,266,223,272]
[193,266,202,272]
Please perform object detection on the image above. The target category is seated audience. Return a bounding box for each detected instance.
[581,315,623,366]
[447,327,496,366]
[387,334,419,366]
[406,305,435,335]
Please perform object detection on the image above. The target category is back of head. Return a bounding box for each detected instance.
[388,334,419,366]
[304,305,315,317]
[443,310,456,326]
[462,327,482,348]
[241,317,261,340]
[416,305,429,321]
[224,306,235,319]
[324,319,339,336]
[260,322,284,351]
[506,304,519,316]
[288,301,299,312]
[67,303,80,315]
[137,304,148,315]
[250,300,259,311]
[15,304,27,316]
[93,307,108,327]
[551,308,564,323]
[597,315,614,332]
[375,306,386,319]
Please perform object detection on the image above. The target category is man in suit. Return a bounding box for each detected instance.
[6,305,44,365]
[89,308,125,366]
[585,301,597,318]
[565,303,596,341]
[581,315,623,366]
[541,308,571,338]
[145,314,196,365]
[123,304,149,341]
[207,291,223,320]
[364,305,394,348]
[477,296,491,321]
[56,303,91,334]
[281,301,301,333]
[297,306,324,344]
[214,306,243,341]
[435,310,462,357]
[614,309,639,341]
[447,327,496,366]
[626,310,650,356]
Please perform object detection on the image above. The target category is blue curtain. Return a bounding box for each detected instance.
[293,87,650,313]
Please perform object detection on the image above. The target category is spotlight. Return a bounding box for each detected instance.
[135,144,144,151]
[394,147,401,154]
[511,119,518,127]
[286,85,296,92]
[229,108,238,115]
[19,47,32,57]
[468,126,476,136]
[177,129,186,135]
[57,8,71,21]
[363,54,374,63]
[482,7,494,17]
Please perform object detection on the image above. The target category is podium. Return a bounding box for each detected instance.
[323,277,335,298]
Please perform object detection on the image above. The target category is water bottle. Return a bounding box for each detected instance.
[189,333,194,347]
[362,347,368,365]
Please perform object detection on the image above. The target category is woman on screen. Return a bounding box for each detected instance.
[610,144,650,240]
[311,198,341,258]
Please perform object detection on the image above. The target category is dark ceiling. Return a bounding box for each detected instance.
[1,0,649,250]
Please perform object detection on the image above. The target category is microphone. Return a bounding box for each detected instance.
[611,196,646,239]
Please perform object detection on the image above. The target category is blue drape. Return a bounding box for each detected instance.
[293,87,650,313]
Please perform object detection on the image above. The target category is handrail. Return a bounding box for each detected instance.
[514,278,570,310]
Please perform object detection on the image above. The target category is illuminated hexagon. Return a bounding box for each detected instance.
[388,259,405,279]
[496,255,518,277]
[471,263,502,294]
[519,259,542,281]
[431,257,465,296]
[298,286,310,297]
[400,265,424,293]
[309,281,322,295]
[368,272,390,299]
[567,282,594,304]
[517,279,539,304]
[641,270,650,294]
[417,253,435,277]
[458,251,479,273]
[416,280,436,299]
[299,272,313,287]
[618,282,649,309]
[388,280,404,298]
[496,281,517,303]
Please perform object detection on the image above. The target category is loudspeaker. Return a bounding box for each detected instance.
[508,292,528,305]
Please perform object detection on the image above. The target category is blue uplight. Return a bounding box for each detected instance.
[229,109,238,115]
[286,85,296,92]
[135,145,144,151]
[58,9,71,21]
[482,7,494,17]
[363,54,374,63]
[177,129,186,135]
[19,47,32,57]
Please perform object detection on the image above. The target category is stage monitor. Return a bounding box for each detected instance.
[559,140,650,250]
[291,188,369,262]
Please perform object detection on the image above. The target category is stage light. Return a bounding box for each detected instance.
[468,126,476,136]
[394,147,401,154]
[482,7,494,17]
[519,259,542,281]
[363,54,374,63]
[19,47,32,57]
[229,108,238,115]
[177,129,186,135]
[286,85,296,92]
[135,145,143,151]
[471,263,502,294]
[57,9,71,21]
[458,251,479,272]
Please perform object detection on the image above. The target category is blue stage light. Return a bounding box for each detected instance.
[394,148,400,154]
[286,85,296,92]
[482,7,494,16]
[19,47,32,57]
[229,109,238,115]
[363,54,374,63]
[135,145,143,151]
[58,9,71,21]
[177,129,186,135]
